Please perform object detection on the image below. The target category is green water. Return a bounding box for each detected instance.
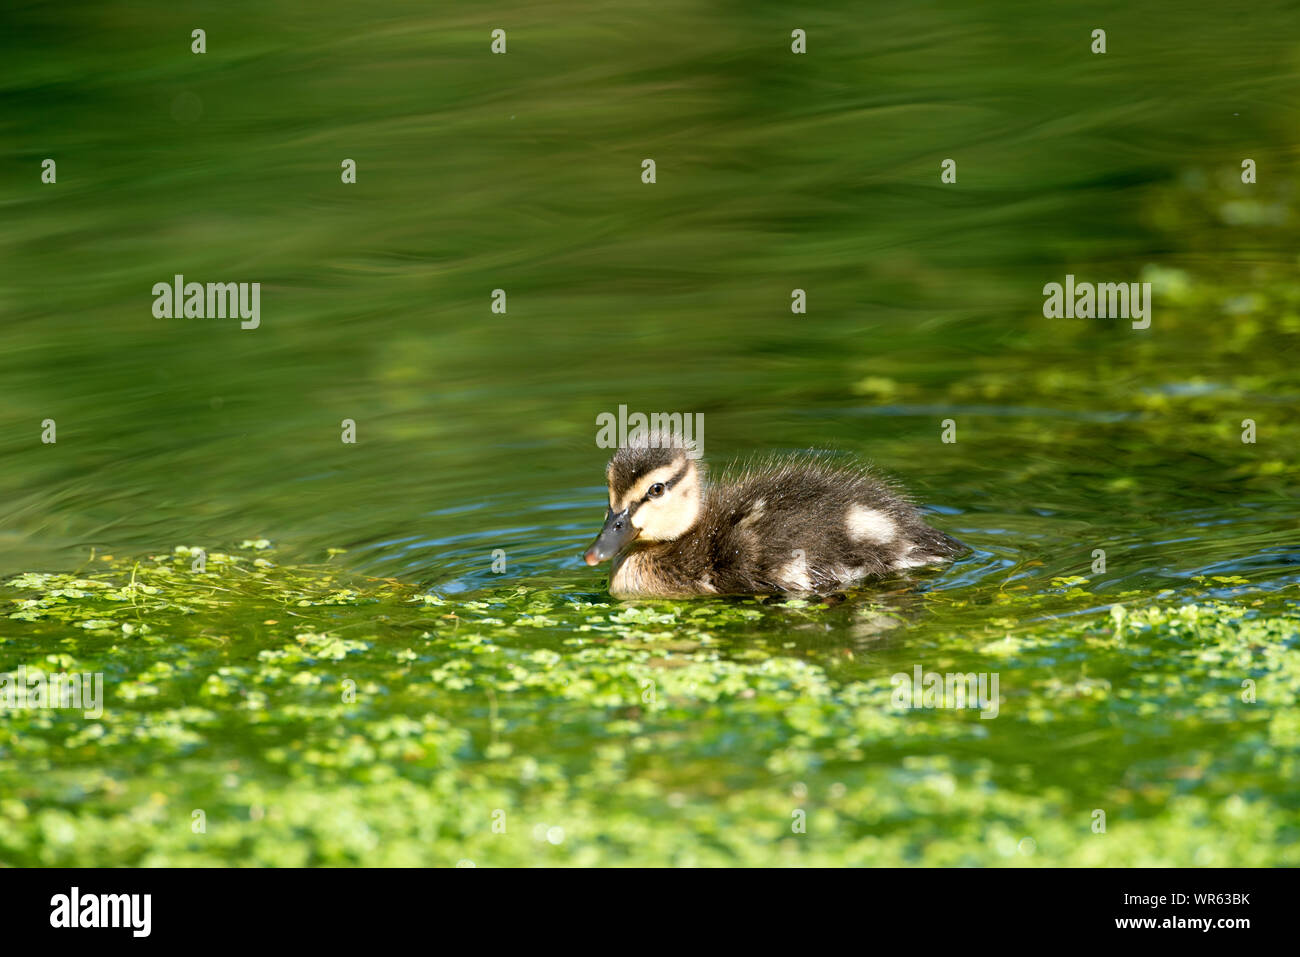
[1,1,1298,865]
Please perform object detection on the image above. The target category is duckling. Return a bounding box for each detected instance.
[583,438,964,599]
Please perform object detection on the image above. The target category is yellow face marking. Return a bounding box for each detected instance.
[611,462,701,541]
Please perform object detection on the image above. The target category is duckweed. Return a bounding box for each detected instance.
[1,543,1296,866]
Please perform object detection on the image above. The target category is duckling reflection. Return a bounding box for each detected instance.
[583,436,965,598]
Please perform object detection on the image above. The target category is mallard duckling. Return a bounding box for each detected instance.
[583,440,964,598]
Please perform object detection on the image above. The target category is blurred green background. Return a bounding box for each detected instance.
[3,0,1297,586]
[1,1,1298,866]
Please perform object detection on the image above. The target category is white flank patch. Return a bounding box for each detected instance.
[846,505,896,543]
[777,551,812,590]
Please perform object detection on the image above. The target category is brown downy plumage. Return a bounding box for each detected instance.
[583,438,965,598]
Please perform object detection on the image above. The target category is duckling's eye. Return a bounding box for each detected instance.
[647,483,666,499]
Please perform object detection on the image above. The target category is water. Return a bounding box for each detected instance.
[1,0,1297,865]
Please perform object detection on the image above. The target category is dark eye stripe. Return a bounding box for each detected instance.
[641,463,689,502]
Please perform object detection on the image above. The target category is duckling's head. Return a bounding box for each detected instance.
[583,441,702,565]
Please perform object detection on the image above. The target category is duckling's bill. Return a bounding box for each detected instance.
[583,507,639,565]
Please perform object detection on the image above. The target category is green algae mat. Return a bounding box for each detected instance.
[2,544,1296,866]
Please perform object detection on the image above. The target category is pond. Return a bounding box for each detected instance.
[1,0,1297,865]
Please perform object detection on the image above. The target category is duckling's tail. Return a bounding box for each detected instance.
[913,524,968,561]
